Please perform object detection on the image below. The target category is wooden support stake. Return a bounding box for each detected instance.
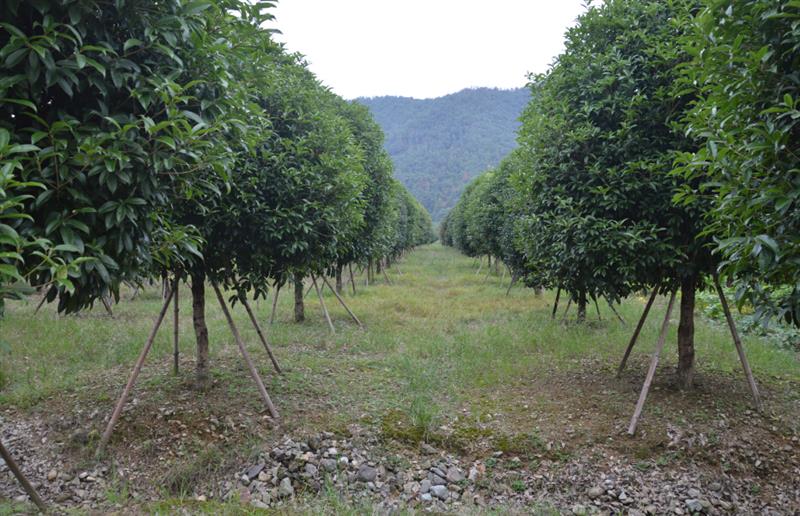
[212,284,280,420]
[607,300,627,325]
[627,289,677,436]
[0,439,47,512]
[348,263,357,295]
[617,288,659,377]
[560,298,572,322]
[101,295,114,317]
[505,275,518,297]
[592,294,602,321]
[173,276,179,376]
[551,288,561,320]
[382,268,393,286]
[33,294,47,315]
[242,296,282,374]
[270,284,280,325]
[311,275,335,334]
[321,276,363,328]
[713,273,763,412]
[97,287,173,455]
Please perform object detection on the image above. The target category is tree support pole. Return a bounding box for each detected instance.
[607,299,627,325]
[212,284,280,420]
[321,276,363,328]
[241,296,282,374]
[382,268,393,286]
[592,294,602,321]
[627,290,677,435]
[551,288,561,320]
[311,275,335,334]
[173,276,179,376]
[560,298,572,322]
[269,284,280,325]
[33,294,47,315]
[349,263,357,295]
[0,439,47,512]
[97,286,174,455]
[506,274,518,297]
[713,273,763,412]
[101,295,114,317]
[617,288,659,377]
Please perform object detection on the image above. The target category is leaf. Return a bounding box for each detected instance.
[123,38,144,52]
[0,98,36,112]
[183,1,212,16]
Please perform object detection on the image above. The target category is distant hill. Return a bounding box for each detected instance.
[357,87,530,223]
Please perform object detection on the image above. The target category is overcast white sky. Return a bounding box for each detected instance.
[270,1,589,99]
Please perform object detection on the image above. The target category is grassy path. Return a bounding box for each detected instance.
[1,244,799,511]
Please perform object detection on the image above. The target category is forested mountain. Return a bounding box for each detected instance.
[358,87,530,222]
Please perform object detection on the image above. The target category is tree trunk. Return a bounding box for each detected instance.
[677,276,696,389]
[576,292,587,323]
[191,273,210,390]
[376,259,382,275]
[294,274,305,322]
[335,266,343,294]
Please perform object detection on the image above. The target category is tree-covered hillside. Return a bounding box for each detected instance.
[358,88,529,222]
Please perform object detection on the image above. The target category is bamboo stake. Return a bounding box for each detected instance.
[241,296,282,374]
[212,284,280,420]
[321,276,363,328]
[173,276,179,376]
[713,273,763,412]
[97,286,174,455]
[627,290,677,435]
[617,288,659,377]
[311,275,335,334]
[551,288,561,320]
[348,263,357,295]
[269,284,280,325]
[0,439,47,512]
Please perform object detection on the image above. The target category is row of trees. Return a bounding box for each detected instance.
[442,0,799,391]
[0,0,433,449]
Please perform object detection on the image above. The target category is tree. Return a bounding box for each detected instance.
[181,53,369,383]
[512,0,712,387]
[678,0,800,326]
[0,0,242,313]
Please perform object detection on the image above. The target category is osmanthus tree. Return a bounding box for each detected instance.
[440,178,482,258]
[181,45,369,374]
[328,100,394,292]
[0,0,243,313]
[389,182,435,258]
[514,0,714,388]
[678,0,800,326]
[0,167,71,511]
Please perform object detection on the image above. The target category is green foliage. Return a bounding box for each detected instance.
[359,87,530,222]
[512,0,713,307]
[0,0,247,312]
[678,0,800,325]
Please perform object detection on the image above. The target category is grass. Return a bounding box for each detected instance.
[1,243,799,511]
[3,243,799,420]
